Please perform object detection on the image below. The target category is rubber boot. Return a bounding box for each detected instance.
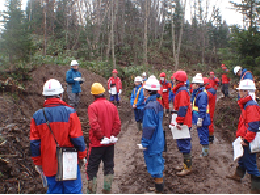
[87,177,97,194]
[200,145,209,157]
[155,177,164,194]
[226,166,244,182]
[137,122,142,131]
[251,175,260,194]
[102,174,114,194]
[176,153,192,177]
[0,135,5,144]
[165,109,169,118]
[209,132,214,144]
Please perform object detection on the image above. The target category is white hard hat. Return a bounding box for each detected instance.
[236,79,256,90]
[71,60,79,67]
[234,66,241,74]
[42,79,64,96]
[142,72,147,77]
[134,76,143,82]
[192,73,204,84]
[143,77,160,90]
[148,75,156,80]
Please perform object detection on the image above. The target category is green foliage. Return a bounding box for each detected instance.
[0,0,35,63]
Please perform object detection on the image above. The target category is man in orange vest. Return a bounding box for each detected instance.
[130,76,145,131]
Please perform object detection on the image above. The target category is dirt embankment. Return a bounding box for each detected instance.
[0,64,131,194]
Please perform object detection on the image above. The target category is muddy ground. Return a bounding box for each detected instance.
[0,66,259,193]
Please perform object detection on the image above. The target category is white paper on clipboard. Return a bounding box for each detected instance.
[233,138,244,161]
[62,152,77,180]
[111,87,117,94]
[170,125,190,140]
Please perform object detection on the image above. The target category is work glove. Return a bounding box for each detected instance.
[35,165,43,174]
[109,89,112,94]
[137,144,147,150]
[119,89,122,94]
[74,77,81,81]
[197,118,202,127]
[110,135,118,143]
[80,159,86,168]
[80,77,85,82]
[101,137,110,144]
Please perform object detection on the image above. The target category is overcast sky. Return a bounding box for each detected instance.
[0,0,243,28]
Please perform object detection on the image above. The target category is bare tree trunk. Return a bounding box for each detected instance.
[111,0,116,68]
[106,0,111,63]
[42,0,47,56]
[175,0,186,71]
[143,0,148,67]
[159,1,165,50]
[121,0,126,43]
[172,14,177,68]
[94,0,101,51]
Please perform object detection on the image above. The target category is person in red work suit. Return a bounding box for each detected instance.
[221,66,230,97]
[227,79,260,193]
[30,79,86,194]
[108,69,122,106]
[206,72,218,143]
[159,72,171,118]
[173,71,193,176]
[87,83,121,194]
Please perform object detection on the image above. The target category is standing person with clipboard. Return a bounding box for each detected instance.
[30,79,86,194]
[173,71,193,177]
[227,79,260,193]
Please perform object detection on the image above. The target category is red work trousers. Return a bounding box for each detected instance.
[208,92,216,135]
[162,93,169,110]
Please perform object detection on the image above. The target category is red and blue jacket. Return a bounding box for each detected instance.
[236,96,260,143]
[30,98,86,177]
[175,83,192,127]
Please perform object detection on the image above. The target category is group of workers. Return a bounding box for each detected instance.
[30,60,122,194]
[130,65,260,193]
[27,59,260,194]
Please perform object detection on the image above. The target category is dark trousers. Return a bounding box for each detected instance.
[87,145,114,181]
[221,84,229,97]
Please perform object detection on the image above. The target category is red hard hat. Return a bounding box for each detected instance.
[112,69,118,73]
[160,72,166,77]
[175,71,186,82]
[210,72,214,75]
[221,64,226,68]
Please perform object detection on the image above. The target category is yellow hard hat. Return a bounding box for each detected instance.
[91,83,105,94]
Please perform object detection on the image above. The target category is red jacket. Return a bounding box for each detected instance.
[236,96,260,143]
[208,77,219,90]
[174,83,192,127]
[222,74,230,84]
[108,77,122,93]
[88,97,121,147]
[30,98,86,177]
